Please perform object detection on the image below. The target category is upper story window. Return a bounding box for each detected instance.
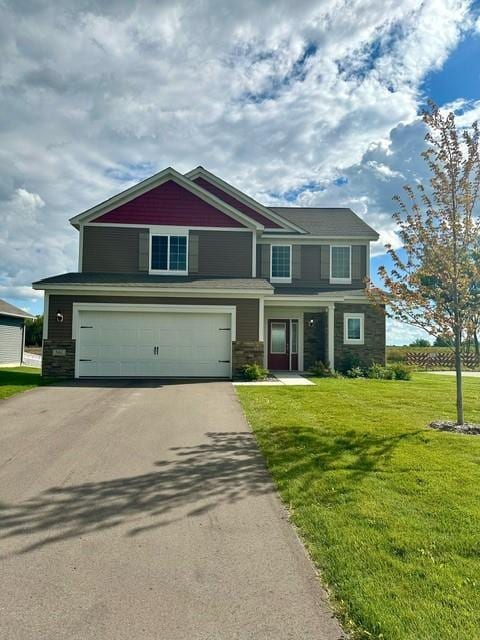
[270,245,291,282]
[330,245,351,284]
[150,234,188,274]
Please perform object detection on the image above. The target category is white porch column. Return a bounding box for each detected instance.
[258,296,265,342]
[327,303,335,370]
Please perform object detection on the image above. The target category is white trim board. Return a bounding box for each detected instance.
[265,292,367,305]
[259,236,375,243]
[0,310,33,319]
[42,292,49,340]
[87,222,252,232]
[34,285,273,298]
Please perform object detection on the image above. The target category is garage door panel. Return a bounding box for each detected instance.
[77,308,232,378]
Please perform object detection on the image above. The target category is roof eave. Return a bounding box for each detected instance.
[185,166,307,234]
[69,167,263,231]
[0,310,34,319]
[32,282,274,295]
[260,232,379,241]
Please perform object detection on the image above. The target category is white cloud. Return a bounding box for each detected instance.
[0,0,477,316]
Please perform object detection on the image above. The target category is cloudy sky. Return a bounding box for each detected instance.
[1,0,480,344]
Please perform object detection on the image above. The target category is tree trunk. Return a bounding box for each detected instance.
[474,328,479,358]
[454,326,464,425]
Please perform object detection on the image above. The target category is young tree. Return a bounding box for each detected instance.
[25,315,43,346]
[368,104,480,425]
[409,338,431,348]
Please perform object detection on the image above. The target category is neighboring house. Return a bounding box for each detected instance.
[0,299,33,366]
[33,166,385,379]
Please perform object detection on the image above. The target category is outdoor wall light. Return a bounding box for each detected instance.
[56,310,64,323]
[309,319,314,327]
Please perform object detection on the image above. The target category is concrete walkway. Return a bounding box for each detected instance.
[234,372,315,386]
[426,371,480,378]
[23,352,41,368]
[0,380,343,640]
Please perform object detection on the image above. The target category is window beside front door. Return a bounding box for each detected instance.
[330,245,351,284]
[150,234,188,274]
[290,319,299,370]
[344,313,364,344]
[270,245,292,282]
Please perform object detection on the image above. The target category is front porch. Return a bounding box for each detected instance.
[263,303,334,373]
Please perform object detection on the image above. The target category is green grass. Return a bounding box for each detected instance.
[0,366,50,400]
[237,374,480,640]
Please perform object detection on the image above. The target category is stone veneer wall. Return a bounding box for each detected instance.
[303,312,328,371]
[44,338,264,379]
[232,341,264,376]
[42,339,76,378]
[334,303,386,369]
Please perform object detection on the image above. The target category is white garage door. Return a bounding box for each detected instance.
[76,308,232,378]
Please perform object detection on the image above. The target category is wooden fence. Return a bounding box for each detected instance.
[405,351,480,369]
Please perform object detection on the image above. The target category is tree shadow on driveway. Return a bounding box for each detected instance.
[0,431,273,556]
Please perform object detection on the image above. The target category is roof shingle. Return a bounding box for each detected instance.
[0,299,34,318]
[269,207,379,239]
[32,273,273,291]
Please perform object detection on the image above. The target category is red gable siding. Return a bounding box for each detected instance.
[92,180,247,227]
[193,177,282,229]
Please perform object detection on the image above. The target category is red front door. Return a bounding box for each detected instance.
[268,320,290,370]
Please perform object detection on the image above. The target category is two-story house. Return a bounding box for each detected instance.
[33,166,385,379]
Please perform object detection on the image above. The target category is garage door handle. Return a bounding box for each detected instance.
[153,346,159,355]
[219,328,231,331]
[218,360,230,363]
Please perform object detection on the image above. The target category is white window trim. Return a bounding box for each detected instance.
[150,232,189,275]
[270,244,292,283]
[330,245,352,284]
[344,312,364,345]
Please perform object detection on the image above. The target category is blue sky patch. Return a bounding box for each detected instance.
[105,162,156,183]
[422,29,480,106]
[270,180,324,202]
[241,42,317,103]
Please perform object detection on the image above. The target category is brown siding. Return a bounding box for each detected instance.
[83,226,140,272]
[257,243,368,289]
[48,295,259,342]
[194,230,252,277]
[301,245,322,283]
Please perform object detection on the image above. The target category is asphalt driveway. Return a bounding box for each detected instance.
[0,381,343,640]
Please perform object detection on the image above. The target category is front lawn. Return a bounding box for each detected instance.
[237,374,480,640]
[0,366,48,400]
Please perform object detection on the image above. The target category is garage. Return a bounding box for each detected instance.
[0,299,33,366]
[74,304,234,378]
